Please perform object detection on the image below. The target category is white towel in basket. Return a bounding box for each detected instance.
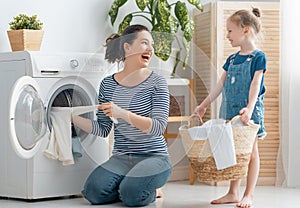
[206,119,236,170]
[187,125,207,140]
[188,119,236,170]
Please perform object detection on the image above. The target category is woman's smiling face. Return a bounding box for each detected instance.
[124,30,154,68]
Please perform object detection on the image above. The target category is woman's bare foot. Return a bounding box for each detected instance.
[236,195,253,208]
[156,188,163,198]
[211,193,239,204]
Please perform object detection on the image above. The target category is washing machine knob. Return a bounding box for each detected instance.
[70,59,79,69]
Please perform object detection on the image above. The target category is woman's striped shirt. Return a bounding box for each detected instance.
[91,71,170,156]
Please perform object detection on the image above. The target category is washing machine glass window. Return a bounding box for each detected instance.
[14,85,47,149]
[47,84,95,140]
[9,76,47,159]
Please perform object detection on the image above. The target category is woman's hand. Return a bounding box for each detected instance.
[99,102,127,120]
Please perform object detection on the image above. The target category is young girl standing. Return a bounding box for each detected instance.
[193,8,267,208]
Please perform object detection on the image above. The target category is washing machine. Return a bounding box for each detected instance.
[0,51,112,200]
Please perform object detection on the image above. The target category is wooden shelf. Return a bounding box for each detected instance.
[168,116,190,123]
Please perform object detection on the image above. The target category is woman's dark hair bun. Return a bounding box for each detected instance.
[252,7,261,18]
[104,33,121,63]
[105,33,120,45]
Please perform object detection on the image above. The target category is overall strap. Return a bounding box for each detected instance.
[229,51,240,63]
[248,49,260,60]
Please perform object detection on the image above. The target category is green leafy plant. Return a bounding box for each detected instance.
[109,0,203,70]
[9,14,43,30]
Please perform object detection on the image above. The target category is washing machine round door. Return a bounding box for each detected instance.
[9,76,47,159]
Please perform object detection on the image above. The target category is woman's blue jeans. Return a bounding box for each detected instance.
[81,153,172,207]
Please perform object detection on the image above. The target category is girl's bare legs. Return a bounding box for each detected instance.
[237,138,260,208]
[211,138,259,207]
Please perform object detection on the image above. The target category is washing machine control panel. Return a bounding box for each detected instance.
[31,53,109,77]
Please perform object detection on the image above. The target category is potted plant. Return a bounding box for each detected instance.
[108,0,203,72]
[7,14,44,51]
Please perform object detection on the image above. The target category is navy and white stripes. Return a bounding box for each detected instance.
[91,71,170,155]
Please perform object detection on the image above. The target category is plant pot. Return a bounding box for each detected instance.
[7,29,44,51]
[149,49,179,78]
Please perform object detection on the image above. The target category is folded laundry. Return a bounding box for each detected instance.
[44,105,98,165]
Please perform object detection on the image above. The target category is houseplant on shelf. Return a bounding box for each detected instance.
[108,0,203,73]
[7,14,44,51]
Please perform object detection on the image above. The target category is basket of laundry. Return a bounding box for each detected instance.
[179,115,260,182]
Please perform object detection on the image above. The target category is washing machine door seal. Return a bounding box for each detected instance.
[9,76,47,159]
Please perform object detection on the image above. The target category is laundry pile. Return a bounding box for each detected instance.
[187,119,236,170]
[43,106,98,165]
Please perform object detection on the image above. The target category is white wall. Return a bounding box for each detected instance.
[0,0,206,54]
[0,0,113,53]
[280,0,300,187]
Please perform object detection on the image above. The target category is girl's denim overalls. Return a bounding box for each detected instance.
[219,49,267,139]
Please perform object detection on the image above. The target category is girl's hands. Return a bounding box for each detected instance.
[192,105,207,123]
[239,107,253,124]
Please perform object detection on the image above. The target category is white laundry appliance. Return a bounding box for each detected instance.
[0,51,112,200]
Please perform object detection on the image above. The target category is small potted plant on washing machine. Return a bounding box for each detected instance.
[7,14,44,51]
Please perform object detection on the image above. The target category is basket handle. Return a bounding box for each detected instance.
[230,115,258,127]
[231,115,241,124]
[186,115,203,127]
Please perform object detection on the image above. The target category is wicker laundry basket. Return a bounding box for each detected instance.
[179,116,260,182]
